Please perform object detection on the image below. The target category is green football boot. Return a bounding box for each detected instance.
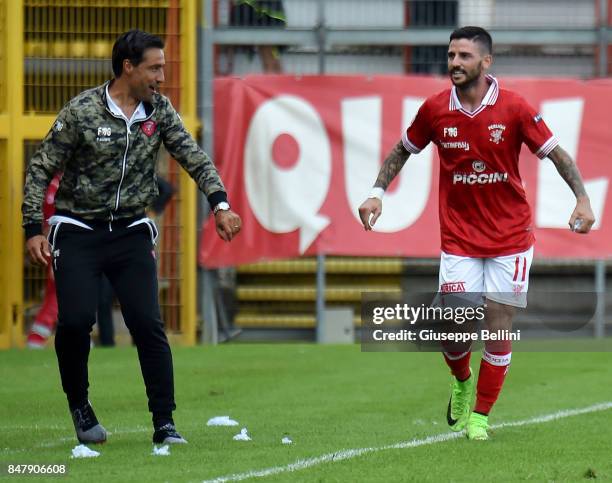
[446,369,474,432]
[466,412,489,441]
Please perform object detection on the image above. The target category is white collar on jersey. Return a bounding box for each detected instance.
[449,74,499,116]
[105,83,147,128]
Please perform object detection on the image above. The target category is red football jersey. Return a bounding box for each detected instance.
[402,76,557,257]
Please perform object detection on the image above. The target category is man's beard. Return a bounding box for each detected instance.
[449,63,482,90]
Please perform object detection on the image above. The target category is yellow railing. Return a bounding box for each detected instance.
[0,0,198,348]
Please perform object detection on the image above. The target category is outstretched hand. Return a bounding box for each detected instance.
[358,198,382,231]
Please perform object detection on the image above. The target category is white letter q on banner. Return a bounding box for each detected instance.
[244,95,331,253]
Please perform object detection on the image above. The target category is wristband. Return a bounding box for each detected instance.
[368,187,385,200]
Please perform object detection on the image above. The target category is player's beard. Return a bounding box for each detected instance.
[449,61,482,90]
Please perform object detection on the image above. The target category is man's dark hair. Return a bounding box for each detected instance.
[112,30,165,77]
[449,26,493,55]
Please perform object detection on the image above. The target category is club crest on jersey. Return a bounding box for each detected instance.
[488,123,506,144]
[141,120,157,137]
[472,160,486,173]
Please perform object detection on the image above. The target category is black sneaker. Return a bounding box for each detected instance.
[153,423,188,444]
[70,402,107,444]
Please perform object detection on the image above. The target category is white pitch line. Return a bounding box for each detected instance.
[202,401,612,483]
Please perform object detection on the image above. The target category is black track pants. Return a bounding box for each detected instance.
[50,219,175,414]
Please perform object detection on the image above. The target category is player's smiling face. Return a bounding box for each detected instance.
[124,48,166,103]
[447,39,491,89]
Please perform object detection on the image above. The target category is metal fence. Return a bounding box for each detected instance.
[0,0,200,349]
[206,0,611,78]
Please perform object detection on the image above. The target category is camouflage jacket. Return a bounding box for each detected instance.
[22,81,227,238]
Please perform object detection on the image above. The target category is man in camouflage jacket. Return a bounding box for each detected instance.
[22,30,241,446]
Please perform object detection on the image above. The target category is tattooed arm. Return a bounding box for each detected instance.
[547,145,595,233]
[358,140,411,230]
[548,145,587,197]
[374,140,411,190]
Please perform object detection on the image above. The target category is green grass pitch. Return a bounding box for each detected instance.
[1,343,611,482]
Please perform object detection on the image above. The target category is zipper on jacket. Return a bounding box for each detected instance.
[104,106,155,216]
[114,124,130,212]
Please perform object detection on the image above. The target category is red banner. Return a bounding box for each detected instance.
[200,75,612,267]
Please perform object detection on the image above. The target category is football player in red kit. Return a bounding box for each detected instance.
[359,26,595,440]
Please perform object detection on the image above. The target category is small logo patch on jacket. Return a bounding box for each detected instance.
[141,120,157,137]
